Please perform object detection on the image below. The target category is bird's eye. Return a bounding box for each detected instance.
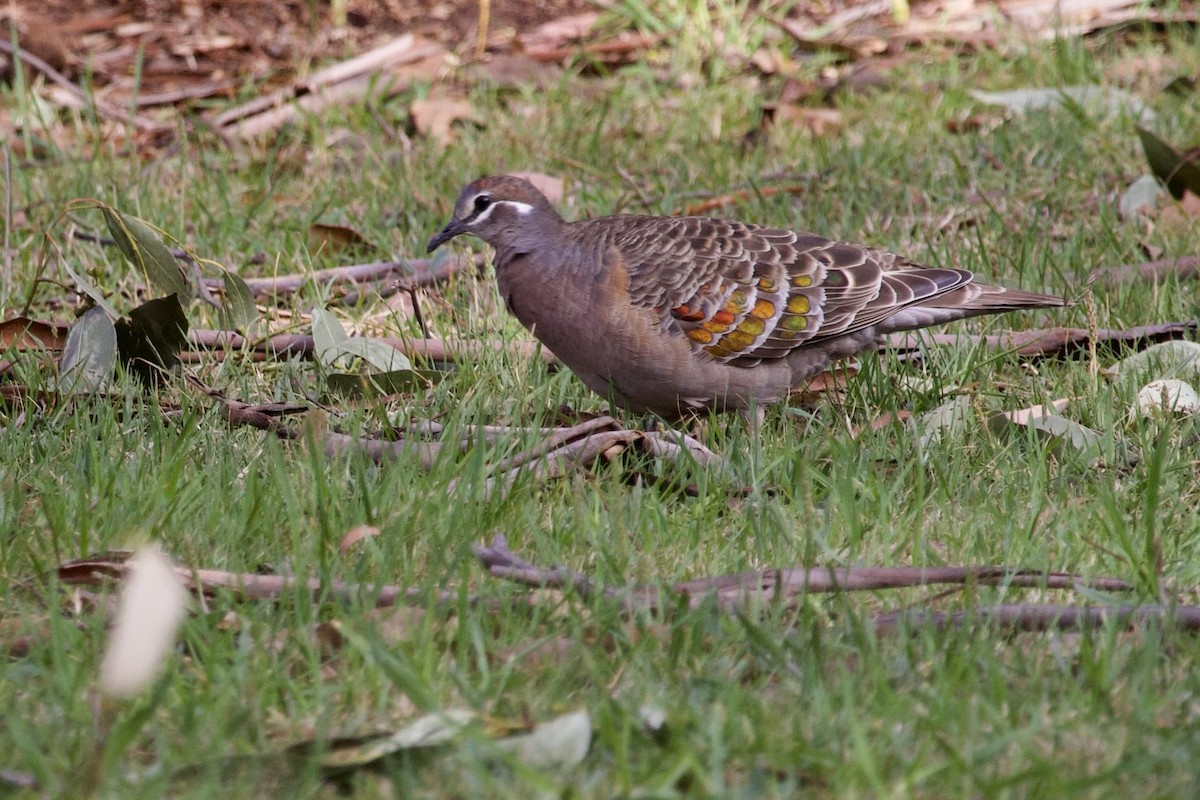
[473,195,492,212]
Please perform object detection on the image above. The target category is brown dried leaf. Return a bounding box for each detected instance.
[308,223,378,255]
[1000,398,1070,425]
[508,171,564,204]
[365,605,428,647]
[850,410,914,439]
[518,12,602,50]
[0,318,69,351]
[410,96,476,145]
[763,104,841,136]
[338,524,381,554]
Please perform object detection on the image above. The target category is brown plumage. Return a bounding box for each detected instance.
[428,175,1066,416]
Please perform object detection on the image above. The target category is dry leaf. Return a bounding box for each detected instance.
[1001,398,1070,425]
[519,12,601,50]
[338,524,381,554]
[763,104,841,136]
[308,224,378,255]
[0,318,69,351]
[508,171,565,204]
[410,96,476,145]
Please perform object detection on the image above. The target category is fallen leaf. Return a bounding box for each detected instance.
[410,96,476,145]
[1118,174,1165,220]
[338,525,381,554]
[493,709,590,769]
[508,171,564,204]
[1104,340,1200,381]
[470,54,561,89]
[307,223,379,256]
[764,104,841,136]
[970,86,1154,123]
[914,395,973,452]
[518,12,601,50]
[0,317,69,351]
[60,307,118,394]
[1135,379,1200,416]
[1000,398,1071,425]
[851,409,914,439]
[1136,127,1200,200]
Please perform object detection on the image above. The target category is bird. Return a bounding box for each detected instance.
[427,175,1066,417]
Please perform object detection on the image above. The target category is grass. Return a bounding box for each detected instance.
[3,15,1200,799]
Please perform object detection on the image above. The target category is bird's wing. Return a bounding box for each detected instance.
[607,216,972,365]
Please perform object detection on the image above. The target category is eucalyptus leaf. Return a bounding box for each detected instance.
[102,207,191,298]
[324,368,433,399]
[1136,127,1200,201]
[970,86,1153,122]
[914,395,973,452]
[219,270,257,330]
[60,306,118,394]
[59,257,119,319]
[1027,414,1106,464]
[115,295,189,383]
[311,307,349,368]
[493,709,591,769]
[318,710,475,772]
[1105,340,1200,382]
[333,337,412,373]
[1118,174,1165,220]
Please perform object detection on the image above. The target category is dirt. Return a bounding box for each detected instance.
[2,0,594,98]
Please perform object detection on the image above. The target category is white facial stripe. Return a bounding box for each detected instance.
[470,198,534,226]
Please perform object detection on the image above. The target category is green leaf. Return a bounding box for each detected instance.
[333,337,412,373]
[115,295,189,384]
[310,307,412,372]
[310,307,349,368]
[1106,340,1200,382]
[60,306,118,394]
[102,207,191,299]
[59,257,119,319]
[970,86,1154,123]
[493,709,591,769]
[324,368,436,399]
[1118,174,1164,220]
[218,270,257,330]
[914,395,972,453]
[317,710,475,772]
[1136,127,1200,201]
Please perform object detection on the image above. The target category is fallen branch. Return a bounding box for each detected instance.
[0,39,162,132]
[187,330,558,366]
[55,552,456,608]
[885,321,1199,360]
[472,534,1138,618]
[1092,255,1200,285]
[212,35,446,139]
[197,254,480,298]
[872,604,1200,633]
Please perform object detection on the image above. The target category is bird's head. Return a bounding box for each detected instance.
[426,175,562,253]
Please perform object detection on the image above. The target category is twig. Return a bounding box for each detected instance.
[872,604,1200,633]
[212,36,445,138]
[54,551,457,609]
[1092,255,1200,285]
[472,534,656,614]
[187,330,558,366]
[885,321,1199,360]
[473,535,1137,616]
[0,38,161,132]
[2,144,10,284]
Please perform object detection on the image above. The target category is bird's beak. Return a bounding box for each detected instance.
[426,220,464,253]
